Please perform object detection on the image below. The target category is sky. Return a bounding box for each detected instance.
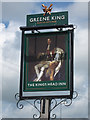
[0,1,89,119]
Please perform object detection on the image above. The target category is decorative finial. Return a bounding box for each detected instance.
[42,4,53,16]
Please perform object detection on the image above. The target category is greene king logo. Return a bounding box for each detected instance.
[29,15,65,23]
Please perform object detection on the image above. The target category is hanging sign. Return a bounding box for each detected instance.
[19,4,74,99]
[23,31,70,92]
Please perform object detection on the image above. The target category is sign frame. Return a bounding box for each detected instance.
[24,31,69,92]
[19,25,74,100]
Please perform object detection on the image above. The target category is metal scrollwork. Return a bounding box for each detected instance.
[24,99,41,119]
[73,91,78,99]
[16,100,24,109]
[50,90,78,119]
[50,99,66,112]
[51,99,57,105]
[51,114,56,119]
[33,114,40,119]
[63,99,72,107]
[24,99,41,114]
[15,93,24,109]
[34,99,41,113]
[15,93,41,119]
[15,91,78,119]
[15,93,19,101]
[50,99,66,119]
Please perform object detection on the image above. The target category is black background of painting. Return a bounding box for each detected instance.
[24,34,68,82]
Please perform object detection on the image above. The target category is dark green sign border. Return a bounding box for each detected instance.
[23,31,70,92]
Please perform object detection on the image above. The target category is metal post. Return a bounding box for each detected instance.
[40,99,51,120]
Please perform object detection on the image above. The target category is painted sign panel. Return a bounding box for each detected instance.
[23,31,70,92]
[27,11,68,27]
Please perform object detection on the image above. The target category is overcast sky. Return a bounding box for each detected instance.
[0,1,89,119]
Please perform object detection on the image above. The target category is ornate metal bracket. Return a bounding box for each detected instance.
[50,91,78,119]
[15,93,41,119]
[15,91,78,119]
